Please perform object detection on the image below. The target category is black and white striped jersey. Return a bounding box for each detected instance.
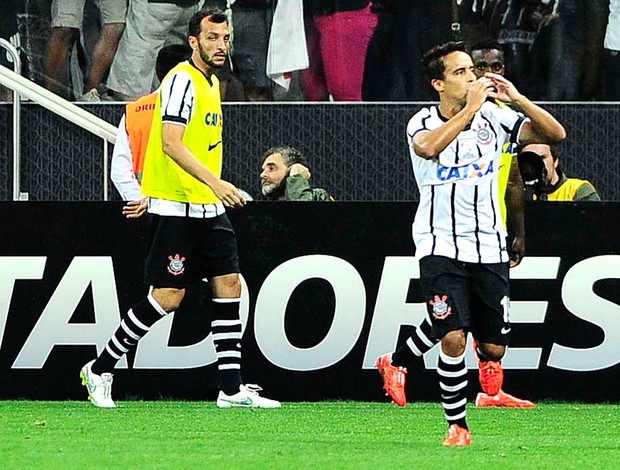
[407,101,527,264]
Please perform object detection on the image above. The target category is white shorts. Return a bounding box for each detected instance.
[51,0,127,29]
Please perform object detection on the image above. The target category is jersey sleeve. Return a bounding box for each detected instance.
[160,70,195,126]
[111,114,143,201]
[486,102,528,145]
[406,107,433,150]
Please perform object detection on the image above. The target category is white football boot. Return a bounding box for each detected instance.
[217,384,281,408]
[80,360,116,408]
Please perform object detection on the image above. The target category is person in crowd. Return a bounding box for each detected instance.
[260,146,333,201]
[362,0,452,101]
[43,0,126,100]
[81,8,280,409]
[106,0,203,101]
[518,143,601,201]
[0,0,19,101]
[301,0,378,101]
[601,0,620,100]
[377,41,565,446]
[528,0,608,100]
[229,0,275,101]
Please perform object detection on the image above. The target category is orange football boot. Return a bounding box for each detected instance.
[442,424,472,446]
[376,353,407,407]
[475,390,535,408]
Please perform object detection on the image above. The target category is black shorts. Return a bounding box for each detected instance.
[419,255,511,345]
[144,213,240,288]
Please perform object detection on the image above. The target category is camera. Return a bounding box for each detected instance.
[517,151,545,185]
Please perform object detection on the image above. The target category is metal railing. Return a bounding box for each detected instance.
[0,46,117,201]
[0,39,24,200]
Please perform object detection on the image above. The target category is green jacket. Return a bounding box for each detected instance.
[538,171,601,201]
[285,174,332,201]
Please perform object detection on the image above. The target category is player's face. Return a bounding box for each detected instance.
[191,18,229,71]
[435,51,477,104]
[471,49,505,78]
[260,152,288,199]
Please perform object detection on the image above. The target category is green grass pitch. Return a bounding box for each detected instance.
[2,401,619,469]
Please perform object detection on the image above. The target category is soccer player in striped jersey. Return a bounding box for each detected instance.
[80,8,280,409]
[378,41,535,410]
[379,41,565,446]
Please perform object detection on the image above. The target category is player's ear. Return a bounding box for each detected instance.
[188,35,198,52]
[431,78,444,93]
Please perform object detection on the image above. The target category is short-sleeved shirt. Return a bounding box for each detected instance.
[406,101,528,264]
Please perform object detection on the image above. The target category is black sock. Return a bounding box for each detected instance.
[211,297,243,395]
[91,295,167,375]
[392,317,438,367]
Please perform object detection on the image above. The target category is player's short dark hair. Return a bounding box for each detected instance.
[155,44,191,81]
[262,146,309,169]
[422,41,469,81]
[188,8,228,39]
[470,39,505,55]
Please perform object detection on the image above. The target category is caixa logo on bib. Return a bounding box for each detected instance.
[1,255,620,374]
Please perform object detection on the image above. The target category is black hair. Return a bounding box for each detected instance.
[549,143,562,162]
[188,8,228,39]
[155,44,191,81]
[470,39,504,54]
[262,146,309,169]
[421,41,469,81]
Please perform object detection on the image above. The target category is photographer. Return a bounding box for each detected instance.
[518,143,601,201]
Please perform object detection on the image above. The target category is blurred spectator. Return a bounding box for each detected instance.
[455,0,504,46]
[601,0,620,100]
[230,0,275,101]
[43,0,126,100]
[529,0,608,100]
[0,0,19,101]
[363,0,452,101]
[260,146,332,201]
[106,0,202,101]
[518,143,601,201]
[496,0,555,98]
[301,0,378,101]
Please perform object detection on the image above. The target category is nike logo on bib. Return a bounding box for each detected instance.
[501,326,511,335]
[208,141,222,151]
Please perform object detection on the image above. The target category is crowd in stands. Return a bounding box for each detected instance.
[0,0,618,102]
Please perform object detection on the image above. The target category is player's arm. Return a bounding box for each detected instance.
[413,77,495,159]
[111,114,142,202]
[161,124,245,208]
[486,72,566,144]
[159,71,244,208]
[111,114,148,218]
[506,155,525,267]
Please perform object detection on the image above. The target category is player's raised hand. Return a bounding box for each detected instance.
[485,72,522,104]
[212,179,246,208]
[466,77,494,112]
